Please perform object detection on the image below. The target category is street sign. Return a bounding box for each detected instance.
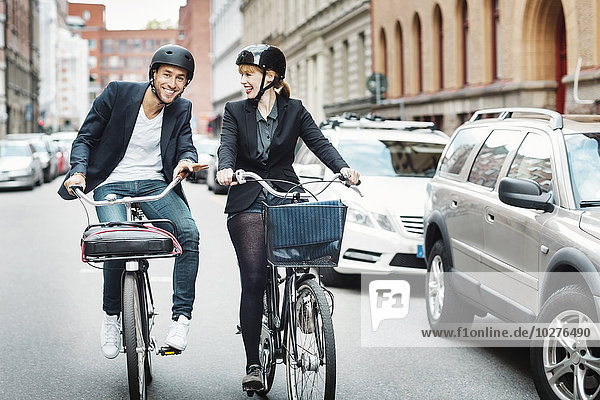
[367,73,388,95]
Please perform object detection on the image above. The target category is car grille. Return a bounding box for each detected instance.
[399,216,423,235]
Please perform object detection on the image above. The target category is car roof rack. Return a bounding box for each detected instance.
[319,114,438,131]
[469,107,563,130]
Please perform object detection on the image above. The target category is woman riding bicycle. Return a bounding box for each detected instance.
[216,43,359,391]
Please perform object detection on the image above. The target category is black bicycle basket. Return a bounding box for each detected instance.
[263,199,347,268]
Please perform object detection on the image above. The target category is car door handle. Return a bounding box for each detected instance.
[450,199,458,208]
[486,211,495,223]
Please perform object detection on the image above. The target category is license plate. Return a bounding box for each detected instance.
[416,244,424,258]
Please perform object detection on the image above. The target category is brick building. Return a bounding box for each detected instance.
[178,0,212,134]
[371,0,600,133]
[68,3,178,103]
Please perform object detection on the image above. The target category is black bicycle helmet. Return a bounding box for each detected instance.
[236,44,286,106]
[236,44,285,79]
[149,44,195,84]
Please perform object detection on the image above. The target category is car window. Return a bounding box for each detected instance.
[337,139,445,177]
[565,133,600,204]
[507,132,552,193]
[468,130,524,189]
[0,143,30,157]
[439,127,489,175]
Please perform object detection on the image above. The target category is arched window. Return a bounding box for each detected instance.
[413,13,423,93]
[433,4,444,90]
[458,0,469,86]
[395,21,404,96]
[378,27,388,77]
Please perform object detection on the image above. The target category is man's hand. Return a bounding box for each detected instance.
[340,167,360,185]
[216,168,237,186]
[64,173,86,196]
[173,160,208,180]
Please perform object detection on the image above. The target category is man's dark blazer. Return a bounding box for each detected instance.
[218,94,348,213]
[57,81,197,204]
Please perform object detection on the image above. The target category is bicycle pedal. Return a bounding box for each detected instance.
[157,346,181,356]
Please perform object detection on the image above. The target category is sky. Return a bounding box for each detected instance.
[70,0,188,30]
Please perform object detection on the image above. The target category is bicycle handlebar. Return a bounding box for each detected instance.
[233,169,362,199]
[71,173,186,207]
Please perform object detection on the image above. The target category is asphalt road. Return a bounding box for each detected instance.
[0,178,540,399]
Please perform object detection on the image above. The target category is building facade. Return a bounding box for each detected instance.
[0,0,41,138]
[178,0,213,134]
[372,0,600,133]
[240,0,372,124]
[210,0,244,134]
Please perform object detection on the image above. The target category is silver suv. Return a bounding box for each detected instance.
[423,108,600,400]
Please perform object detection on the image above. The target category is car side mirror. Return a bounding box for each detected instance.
[498,177,554,212]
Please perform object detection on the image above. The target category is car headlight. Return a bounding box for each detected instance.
[346,203,396,232]
[373,213,396,232]
[346,206,374,228]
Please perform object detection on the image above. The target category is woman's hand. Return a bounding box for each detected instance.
[340,167,360,185]
[217,168,237,186]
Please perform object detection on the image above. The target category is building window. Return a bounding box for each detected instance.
[491,0,500,80]
[434,5,444,90]
[88,39,96,50]
[413,13,423,93]
[459,0,469,87]
[395,21,404,96]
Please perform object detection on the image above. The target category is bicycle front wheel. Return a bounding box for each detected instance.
[123,273,150,400]
[286,278,336,400]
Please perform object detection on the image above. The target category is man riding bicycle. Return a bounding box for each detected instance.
[59,44,204,359]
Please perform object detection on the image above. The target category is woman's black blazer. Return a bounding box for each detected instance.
[218,94,348,213]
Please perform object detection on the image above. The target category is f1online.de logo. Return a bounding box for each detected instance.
[368,280,410,331]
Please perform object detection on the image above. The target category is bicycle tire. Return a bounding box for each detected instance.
[286,278,336,400]
[123,273,148,400]
[257,291,276,395]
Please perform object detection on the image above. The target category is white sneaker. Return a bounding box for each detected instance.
[100,313,121,359]
[164,315,190,351]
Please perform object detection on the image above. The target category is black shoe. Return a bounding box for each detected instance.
[242,364,264,391]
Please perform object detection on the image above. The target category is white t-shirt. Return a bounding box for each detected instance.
[100,105,165,186]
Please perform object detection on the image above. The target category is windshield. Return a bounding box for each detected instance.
[0,142,30,157]
[337,139,446,177]
[565,133,600,206]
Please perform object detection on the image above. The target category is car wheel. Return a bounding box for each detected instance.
[530,284,600,400]
[425,239,476,329]
[320,267,359,288]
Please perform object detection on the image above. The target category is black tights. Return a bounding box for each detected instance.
[227,212,267,369]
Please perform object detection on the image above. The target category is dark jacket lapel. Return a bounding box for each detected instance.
[244,100,258,155]
[160,102,177,158]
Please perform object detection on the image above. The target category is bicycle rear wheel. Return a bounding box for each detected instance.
[123,272,151,400]
[286,278,336,400]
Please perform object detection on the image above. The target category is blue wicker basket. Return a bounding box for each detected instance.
[263,199,347,268]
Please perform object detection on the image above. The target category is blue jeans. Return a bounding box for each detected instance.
[93,180,200,320]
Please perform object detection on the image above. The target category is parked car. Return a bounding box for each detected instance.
[50,131,77,175]
[7,133,59,182]
[423,107,600,400]
[188,135,218,183]
[293,114,449,287]
[0,140,43,190]
[206,151,229,194]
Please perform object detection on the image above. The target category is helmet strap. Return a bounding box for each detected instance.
[251,73,279,108]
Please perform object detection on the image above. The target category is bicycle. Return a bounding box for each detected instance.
[233,169,360,400]
[71,174,188,400]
